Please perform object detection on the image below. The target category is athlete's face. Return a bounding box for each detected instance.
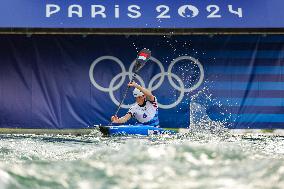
[136,95,146,105]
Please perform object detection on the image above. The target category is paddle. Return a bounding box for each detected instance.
[113,48,151,118]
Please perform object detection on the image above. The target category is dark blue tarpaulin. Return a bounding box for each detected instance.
[0,35,283,129]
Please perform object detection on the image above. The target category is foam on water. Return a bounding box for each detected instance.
[0,131,284,189]
[0,85,275,189]
[1,38,283,189]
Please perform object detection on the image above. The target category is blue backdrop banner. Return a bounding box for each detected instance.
[0,0,284,28]
[0,35,284,129]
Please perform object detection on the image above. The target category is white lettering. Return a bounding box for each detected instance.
[45,4,243,20]
[228,5,243,18]
[91,5,106,18]
[207,5,221,18]
[156,5,170,19]
[46,4,60,17]
[115,5,120,18]
[128,5,141,18]
[68,5,83,18]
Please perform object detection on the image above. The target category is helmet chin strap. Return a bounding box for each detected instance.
[138,99,147,107]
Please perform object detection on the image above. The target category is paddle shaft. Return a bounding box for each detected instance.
[113,72,137,117]
[110,48,151,126]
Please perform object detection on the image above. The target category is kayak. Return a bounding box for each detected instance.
[98,125,175,136]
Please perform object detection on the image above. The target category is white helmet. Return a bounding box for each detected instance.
[133,88,144,98]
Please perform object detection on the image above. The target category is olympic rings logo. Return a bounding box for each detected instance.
[89,55,204,109]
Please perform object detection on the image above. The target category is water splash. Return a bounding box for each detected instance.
[189,86,231,139]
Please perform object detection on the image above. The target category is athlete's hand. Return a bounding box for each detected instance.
[128,81,138,88]
[111,115,119,123]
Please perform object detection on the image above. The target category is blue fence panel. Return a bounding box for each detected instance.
[0,35,283,129]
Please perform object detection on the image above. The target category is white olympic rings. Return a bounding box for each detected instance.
[89,55,204,109]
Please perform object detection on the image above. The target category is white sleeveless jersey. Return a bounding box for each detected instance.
[128,97,159,127]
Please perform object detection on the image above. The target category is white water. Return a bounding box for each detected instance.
[0,131,284,189]
[1,37,283,189]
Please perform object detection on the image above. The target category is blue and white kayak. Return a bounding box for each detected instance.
[99,125,175,136]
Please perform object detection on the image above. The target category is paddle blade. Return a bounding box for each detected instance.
[134,49,151,73]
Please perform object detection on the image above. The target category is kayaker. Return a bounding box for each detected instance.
[111,81,159,127]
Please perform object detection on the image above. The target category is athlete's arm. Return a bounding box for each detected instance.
[111,113,131,124]
[128,81,155,101]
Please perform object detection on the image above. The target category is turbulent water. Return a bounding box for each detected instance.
[0,130,284,189]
